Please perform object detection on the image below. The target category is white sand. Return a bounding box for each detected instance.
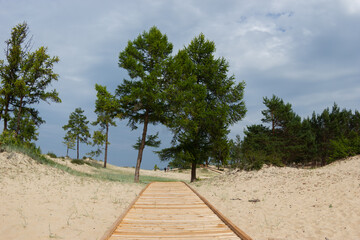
[0,152,143,240]
[1,151,359,240]
[192,156,360,240]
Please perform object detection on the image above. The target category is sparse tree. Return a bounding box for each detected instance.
[87,130,106,160]
[62,108,90,159]
[92,84,119,168]
[63,132,76,157]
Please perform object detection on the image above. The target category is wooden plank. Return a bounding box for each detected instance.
[184,182,253,240]
[99,182,154,240]
[102,182,252,240]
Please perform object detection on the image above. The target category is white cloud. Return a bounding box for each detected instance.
[341,0,360,14]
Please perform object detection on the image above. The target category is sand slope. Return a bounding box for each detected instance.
[192,156,360,240]
[0,151,143,240]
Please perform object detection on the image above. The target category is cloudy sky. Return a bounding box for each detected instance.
[1,0,360,169]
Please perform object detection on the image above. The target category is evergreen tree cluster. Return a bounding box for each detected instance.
[116,28,246,182]
[60,27,246,181]
[236,95,360,170]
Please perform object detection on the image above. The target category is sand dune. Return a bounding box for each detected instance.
[0,152,143,240]
[1,151,359,240]
[193,156,360,240]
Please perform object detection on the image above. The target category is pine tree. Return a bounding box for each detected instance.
[92,84,119,168]
[159,34,246,182]
[117,26,173,182]
[0,22,60,141]
[62,108,90,159]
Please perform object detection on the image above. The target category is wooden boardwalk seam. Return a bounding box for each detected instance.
[101,182,252,240]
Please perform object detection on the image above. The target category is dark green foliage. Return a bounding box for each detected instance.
[117,26,173,182]
[158,34,246,181]
[0,131,41,156]
[47,152,57,158]
[238,97,360,169]
[133,132,161,150]
[71,159,85,165]
[8,108,44,142]
[229,135,242,167]
[153,164,159,171]
[157,146,192,169]
[0,22,60,143]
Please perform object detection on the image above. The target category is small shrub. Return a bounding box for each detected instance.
[154,164,159,171]
[71,159,85,165]
[47,152,57,158]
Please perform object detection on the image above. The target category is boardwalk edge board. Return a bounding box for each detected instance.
[100,182,153,240]
[184,182,253,240]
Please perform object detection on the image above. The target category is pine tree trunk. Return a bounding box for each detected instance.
[77,136,79,160]
[104,123,109,168]
[271,111,275,135]
[15,97,24,136]
[3,98,10,131]
[191,162,197,182]
[134,111,149,183]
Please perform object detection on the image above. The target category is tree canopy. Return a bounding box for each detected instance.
[158,34,246,182]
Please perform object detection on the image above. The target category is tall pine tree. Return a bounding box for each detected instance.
[117,26,173,182]
[159,34,246,182]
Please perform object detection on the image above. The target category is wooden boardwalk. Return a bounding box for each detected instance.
[101,182,252,240]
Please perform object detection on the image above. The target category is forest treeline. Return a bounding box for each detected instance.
[228,95,360,170]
